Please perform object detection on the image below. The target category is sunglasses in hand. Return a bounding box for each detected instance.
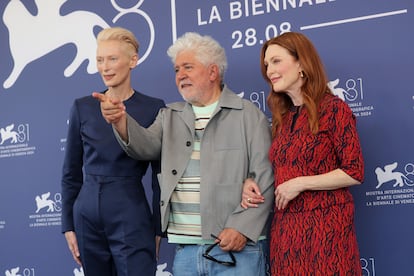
[202,234,236,266]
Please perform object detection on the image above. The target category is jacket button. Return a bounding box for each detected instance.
[160,200,164,206]
[172,169,177,175]
[186,141,191,147]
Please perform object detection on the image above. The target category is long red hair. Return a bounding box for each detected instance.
[260,32,332,137]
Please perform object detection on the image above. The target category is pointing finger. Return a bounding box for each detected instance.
[92,92,106,102]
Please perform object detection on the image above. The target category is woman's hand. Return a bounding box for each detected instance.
[64,231,82,266]
[240,178,265,209]
[275,177,303,210]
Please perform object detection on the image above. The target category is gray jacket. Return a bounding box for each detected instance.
[115,86,274,242]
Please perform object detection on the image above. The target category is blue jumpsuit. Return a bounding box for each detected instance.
[61,91,165,276]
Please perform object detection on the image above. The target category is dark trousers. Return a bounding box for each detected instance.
[74,175,156,276]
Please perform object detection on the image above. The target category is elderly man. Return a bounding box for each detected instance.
[94,32,273,276]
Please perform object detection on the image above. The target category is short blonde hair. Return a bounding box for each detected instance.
[97,27,139,56]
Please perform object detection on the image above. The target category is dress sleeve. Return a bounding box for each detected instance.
[329,99,364,182]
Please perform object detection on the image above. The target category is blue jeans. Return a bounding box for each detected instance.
[173,240,267,276]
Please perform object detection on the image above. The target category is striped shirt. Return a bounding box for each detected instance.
[167,101,218,244]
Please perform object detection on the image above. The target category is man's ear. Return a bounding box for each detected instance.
[209,64,219,81]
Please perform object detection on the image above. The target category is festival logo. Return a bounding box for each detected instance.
[73,267,84,276]
[375,162,414,189]
[328,77,374,118]
[2,0,156,89]
[29,191,62,228]
[0,122,35,159]
[35,192,61,213]
[5,267,21,276]
[365,161,414,207]
[70,263,173,275]
[156,263,173,276]
[2,0,109,89]
[328,78,356,101]
[4,266,35,276]
[0,124,19,144]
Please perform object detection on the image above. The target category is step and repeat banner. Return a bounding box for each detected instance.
[0,0,413,275]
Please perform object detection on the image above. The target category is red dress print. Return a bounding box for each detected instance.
[269,94,364,276]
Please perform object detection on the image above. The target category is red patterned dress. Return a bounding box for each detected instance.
[269,94,364,276]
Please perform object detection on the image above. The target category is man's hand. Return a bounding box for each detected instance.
[92,92,128,141]
[216,228,247,252]
[92,92,125,124]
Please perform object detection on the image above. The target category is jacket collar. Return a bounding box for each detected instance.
[167,85,243,112]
